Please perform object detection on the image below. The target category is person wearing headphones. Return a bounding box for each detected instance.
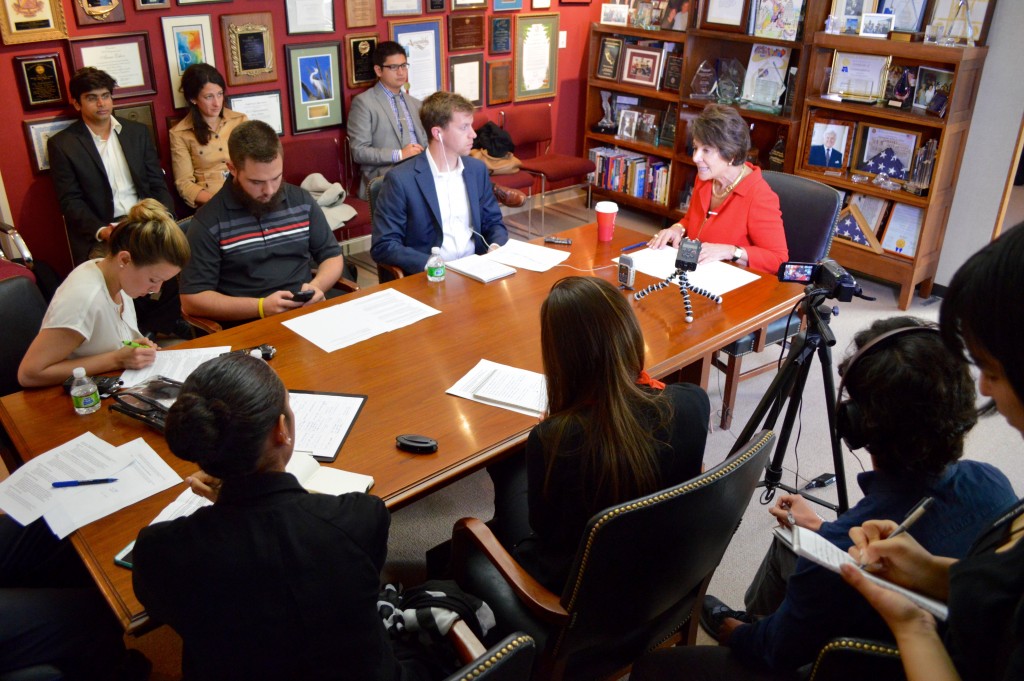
[631,316,1015,680]
[370,92,509,277]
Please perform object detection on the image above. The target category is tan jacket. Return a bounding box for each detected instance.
[169,108,248,208]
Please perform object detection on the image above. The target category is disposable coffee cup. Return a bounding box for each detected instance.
[595,201,618,242]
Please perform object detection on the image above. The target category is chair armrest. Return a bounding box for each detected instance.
[333,277,359,293]
[452,517,569,626]
[181,311,222,336]
[448,619,487,664]
[377,263,405,284]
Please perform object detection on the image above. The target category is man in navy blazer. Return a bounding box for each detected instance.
[371,92,509,276]
[48,68,174,266]
[808,129,844,169]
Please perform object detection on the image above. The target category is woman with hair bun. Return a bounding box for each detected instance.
[18,198,190,387]
[133,354,428,681]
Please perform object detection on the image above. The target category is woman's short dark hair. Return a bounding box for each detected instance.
[688,104,750,166]
[180,63,226,146]
[165,354,286,478]
[106,199,190,269]
[839,316,976,478]
[69,67,116,102]
[941,221,1024,405]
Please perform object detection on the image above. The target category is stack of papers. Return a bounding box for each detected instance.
[485,240,570,272]
[446,254,516,283]
[614,248,760,297]
[447,359,547,417]
[120,347,230,387]
[289,391,367,462]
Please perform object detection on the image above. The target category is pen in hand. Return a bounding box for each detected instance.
[123,340,146,349]
[857,496,934,569]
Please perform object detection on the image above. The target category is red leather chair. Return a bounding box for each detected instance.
[282,136,372,243]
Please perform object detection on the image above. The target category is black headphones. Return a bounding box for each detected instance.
[835,324,940,450]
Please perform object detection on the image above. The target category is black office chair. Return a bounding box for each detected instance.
[445,631,536,681]
[451,430,776,681]
[0,275,47,475]
[806,637,905,681]
[713,171,841,428]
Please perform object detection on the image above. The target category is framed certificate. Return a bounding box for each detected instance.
[880,202,923,258]
[221,12,277,86]
[345,0,377,29]
[514,13,558,101]
[227,90,284,136]
[0,0,67,45]
[14,52,65,109]
[449,14,485,51]
[70,33,157,100]
[23,115,75,172]
[449,52,484,106]
[852,122,920,183]
[391,18,445,101]
[285,0,334,35]
[383,0,423,16]
[701,0,751,33]
[828,51,890,102]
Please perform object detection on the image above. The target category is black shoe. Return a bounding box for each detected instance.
[699,595,752,641]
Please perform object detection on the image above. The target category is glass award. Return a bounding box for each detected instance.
[716,59,745,105]
[690,60,718,100]
[904,139,937,197]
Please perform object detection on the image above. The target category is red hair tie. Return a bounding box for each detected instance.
[637,370,665,390]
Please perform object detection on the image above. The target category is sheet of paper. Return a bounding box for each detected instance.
[289,391,367,462]
[447,359,547,417]
[484,240,570,272]
[149,486,212,526]
[119,347,231,387]
[283,289,441,353]
[615,248,760,296]
[0,433,128,525]
[446,254,516,283]
[44,438,183,539]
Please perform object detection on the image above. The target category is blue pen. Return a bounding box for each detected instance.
[621,241,648,252]
[52,478,118,488]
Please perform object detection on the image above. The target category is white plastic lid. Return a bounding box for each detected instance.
[72,367,86,378]
[431,247,441,254]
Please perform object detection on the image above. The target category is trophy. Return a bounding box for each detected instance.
[690,60,718,100]
[904,139,937,196]
[716,59,745,105]
[592,90,617,134]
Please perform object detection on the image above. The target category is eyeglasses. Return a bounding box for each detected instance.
[381,63,410,72]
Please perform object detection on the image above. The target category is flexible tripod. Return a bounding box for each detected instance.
[729,289,850,514]
[633,269,722,323]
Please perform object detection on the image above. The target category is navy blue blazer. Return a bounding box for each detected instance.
[370,153,509,275]
[808,144,844,169]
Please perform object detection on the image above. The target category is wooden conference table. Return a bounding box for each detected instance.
[0,224,802,632]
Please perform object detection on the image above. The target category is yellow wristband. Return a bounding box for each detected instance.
[258,297,265,319]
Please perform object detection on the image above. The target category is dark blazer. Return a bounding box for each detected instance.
[370,153,509,275]
[48,119,174,265]
[808,144,844,169]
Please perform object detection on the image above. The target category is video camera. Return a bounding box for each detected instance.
[777,258,861,302]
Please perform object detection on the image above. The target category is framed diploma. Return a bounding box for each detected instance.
[285,0,334,35]
[0,0,67,45]
[23,115,75,172]
[346,33,378,88]
[595,36,623,81]
[391,18,445,101]
[383,0,423,17]
[453,0,487,9]
[489,16,512,54]
[70,33,157,100]
[449,52,484,106]
[449,14,485,51]
[161,15,216,109]
[514,13,559,101]
[14,52,65,109]
[285,42,344,134]
[135,0,169,9]
[345,0,377,29]
[701,0,751,33]
[880,202,923,258]
[220,12,277,86]
[487,59,513,105]
[227,90,284,135]
[828,52,890,103]
[113,101,157,147]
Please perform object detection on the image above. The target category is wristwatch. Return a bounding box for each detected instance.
[730,246,743,262]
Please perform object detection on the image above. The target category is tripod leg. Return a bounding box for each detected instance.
[816,343,849,514]
[759,339,818,502]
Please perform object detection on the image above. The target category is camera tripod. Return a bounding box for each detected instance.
[729,289,850,514]
[633,269,722,323]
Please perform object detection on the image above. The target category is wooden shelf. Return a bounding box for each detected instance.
[679,97,797,125]
[585,132,675,159]
[591,186,683,219]
[810,31,987,63]
[588,77,679,103]
[589,22,688,44]
[793,170,930,208]
[804,96,948,130]
[688,27,804,49]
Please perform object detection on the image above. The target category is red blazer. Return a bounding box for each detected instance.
[683,164,788,274]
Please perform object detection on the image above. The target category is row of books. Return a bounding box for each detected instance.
[588,146,672,206]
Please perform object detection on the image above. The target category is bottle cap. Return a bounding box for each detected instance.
[73,367,86,378]
[431,247,441,254]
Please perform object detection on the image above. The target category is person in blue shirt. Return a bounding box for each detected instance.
[631,315,1016,680]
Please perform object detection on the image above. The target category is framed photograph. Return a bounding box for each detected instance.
[453,0,487,8]
[595,36,623,81]
[599,3,629,26]
[427,0,446,11]
[928,0,994,46]
[877,0,927,32]
[220,12,276,86]
[449,13,485,51]
[73,0,125,26]
[23,116,75,172]
[449,52,484,106]
[227,90,284,135]
[487,59,513,105]
[805,117,854,172]
[346,33,378,88]
[70,33,157,100]
[383,0,423,16]
[701,0,751,33]
[620,45,663,88]
[345,0,377,29]
[285,0,334,34]
[859,12,893,36]
[161,15,216,109]
[286,42,343,135]
[489,16,512,54]
[0,0,67,45]
[136,0,170,9]
[493,0,522,9]
[114,101,156,147]
[880,202,923,258]
[14,53,64,109]
[914,66,954,111]
[852,122,920,182]
[834,204,884,253]
[514,13,559,101]
[391,18,445,101]
[828,51,890,102]
[617,109,638,140]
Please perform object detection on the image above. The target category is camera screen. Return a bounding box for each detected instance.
[779,262,817,283]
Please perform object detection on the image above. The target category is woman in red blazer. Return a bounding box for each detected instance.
[648,105,788,274]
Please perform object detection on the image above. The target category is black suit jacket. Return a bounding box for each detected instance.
[48,119,174,265]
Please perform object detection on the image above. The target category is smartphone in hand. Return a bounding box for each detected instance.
[290,290,315,303]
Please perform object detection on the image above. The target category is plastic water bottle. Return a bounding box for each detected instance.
[70,367,101,415]
[425,247,445,282]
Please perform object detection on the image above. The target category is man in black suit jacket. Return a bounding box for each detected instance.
[48,68,175,266]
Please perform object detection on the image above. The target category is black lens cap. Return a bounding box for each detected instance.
[396,434,438,454]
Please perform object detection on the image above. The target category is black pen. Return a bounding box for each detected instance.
[621,241,647,252]
[52,478,118,488]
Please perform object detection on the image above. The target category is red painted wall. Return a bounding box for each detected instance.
[0,1,600,276]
